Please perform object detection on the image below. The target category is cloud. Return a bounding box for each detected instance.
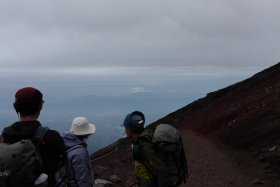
[130,87,150,94]
[0,0,279,73]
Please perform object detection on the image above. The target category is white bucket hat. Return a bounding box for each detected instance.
[70,117,96,136]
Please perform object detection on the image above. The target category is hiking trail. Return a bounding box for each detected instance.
[180,130,280,187]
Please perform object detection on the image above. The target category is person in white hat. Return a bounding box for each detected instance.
[61,117,96,187]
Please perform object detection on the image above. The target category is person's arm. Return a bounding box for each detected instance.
[141,141,172,187]
[71,148,93,187]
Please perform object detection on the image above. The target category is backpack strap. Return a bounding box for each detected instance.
[133,139,157,178]
[179,137,188,181]
[32,126,49,175]
[55,145,85,187]
[65,145,85,179]
[32,126,49,146]
[66,144,84,154]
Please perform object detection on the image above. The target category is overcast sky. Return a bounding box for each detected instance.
[0,0,279,100]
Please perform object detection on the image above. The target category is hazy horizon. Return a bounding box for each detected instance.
[0,66,269,153]
[0,70,257,153]
[0,90,200,153]
[1,0,279,152]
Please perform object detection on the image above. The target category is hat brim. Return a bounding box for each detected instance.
[70,123,96,136]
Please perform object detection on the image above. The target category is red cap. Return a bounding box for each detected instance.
[14,87,43,113]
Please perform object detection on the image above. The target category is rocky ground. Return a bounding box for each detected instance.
[180,130,280,187]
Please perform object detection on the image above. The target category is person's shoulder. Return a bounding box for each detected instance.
[70,145,87,154]
[137,129,154,144]
[43,128,64,143]
[68,145,88,159]
[45,128,60,135]
[1,126,11,138]
[42,128,66,153]
[1,122,18,135]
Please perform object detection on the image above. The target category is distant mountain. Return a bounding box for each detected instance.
[0,85,198,153]
[44,92,196,117]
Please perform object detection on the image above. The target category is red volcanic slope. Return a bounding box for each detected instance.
[152,62,280,173]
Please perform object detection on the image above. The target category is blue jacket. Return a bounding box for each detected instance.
[61,131,94,187]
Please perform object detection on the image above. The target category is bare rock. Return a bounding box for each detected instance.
[251,179,267,185]
[95,179,113,187]
[109,175,122,183]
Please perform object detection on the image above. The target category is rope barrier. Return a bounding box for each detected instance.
[92,147,119,162]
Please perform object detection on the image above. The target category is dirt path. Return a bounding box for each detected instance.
[93,129,279,187]
[179,130,279,187]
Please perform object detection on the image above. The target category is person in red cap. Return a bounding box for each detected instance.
[1,87,66,186]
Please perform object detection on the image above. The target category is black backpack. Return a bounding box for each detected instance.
[152,124,188,186]
[0,126,49,187]
[134,124,188,186]
[55,145,84,187]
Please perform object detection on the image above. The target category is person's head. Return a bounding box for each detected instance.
[13,87,44,118]
[123,111,145,139]
[70,117,96,140]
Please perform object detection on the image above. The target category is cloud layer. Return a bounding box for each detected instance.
[0,0,279,74]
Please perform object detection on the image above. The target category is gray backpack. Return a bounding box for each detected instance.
[152,124,188,186]
[0,126,48,187]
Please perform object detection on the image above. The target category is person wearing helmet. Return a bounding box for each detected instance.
[1,87,66,186]
[122,111,171,187]
[61,116,96,187]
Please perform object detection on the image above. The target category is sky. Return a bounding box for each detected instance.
[0,0,279,100]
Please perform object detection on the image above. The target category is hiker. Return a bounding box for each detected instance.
[122,111,172,187]
[61,116,96,187]
[1,87,66,186]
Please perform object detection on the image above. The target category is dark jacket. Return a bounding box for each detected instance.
[61,131,94,187]
[133,129,172,187]
[1,120,66,186]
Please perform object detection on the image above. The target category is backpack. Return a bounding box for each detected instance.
[134,124,188,186]
[55,145,84,187]
[0,126,49,187]
[152,124,188,186]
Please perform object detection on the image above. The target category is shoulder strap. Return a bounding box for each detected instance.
[133,140,156,178]
[32,126,49,146]
[55,145,85,187]
[137,135,153,145]
[30,126,49,176]
[65,145,85,179]
[179,137,188,181]
[66,144,84,154]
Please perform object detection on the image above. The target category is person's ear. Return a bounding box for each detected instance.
[38,102,43,110]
